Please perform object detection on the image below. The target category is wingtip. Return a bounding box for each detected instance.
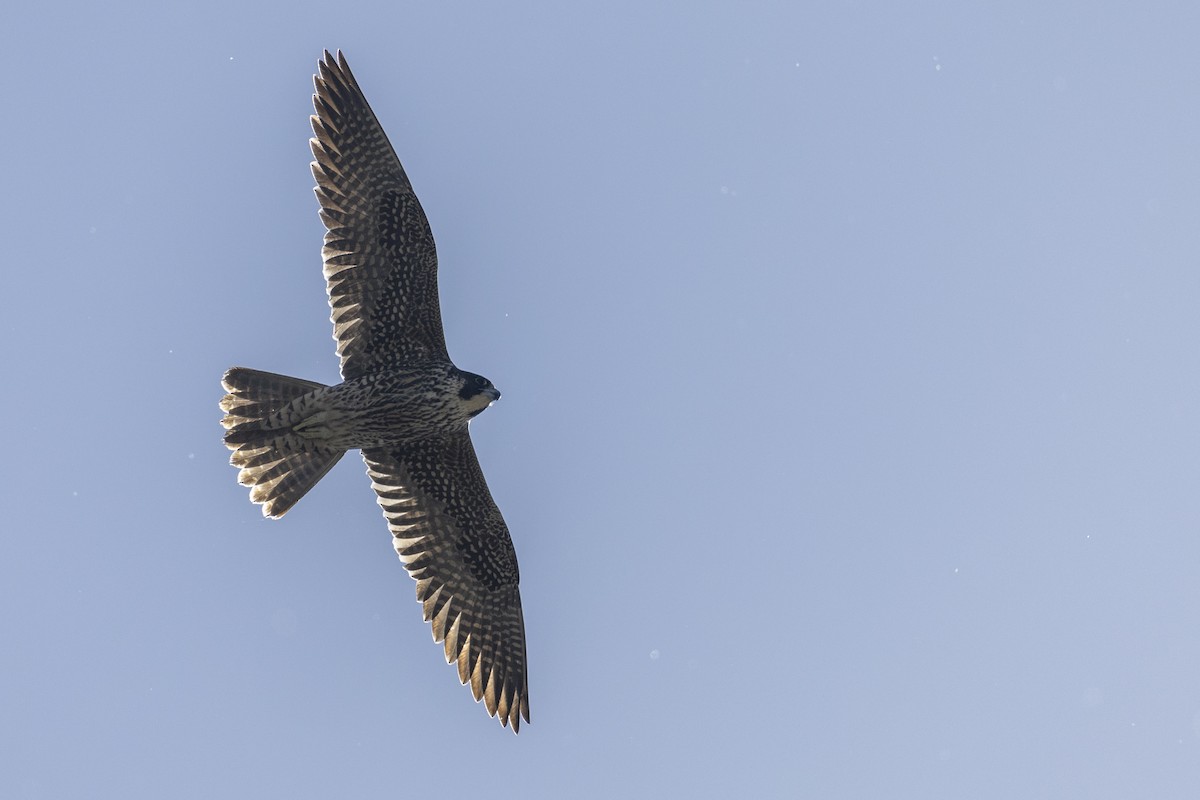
[506,698,529,734]
[317,49,351,76]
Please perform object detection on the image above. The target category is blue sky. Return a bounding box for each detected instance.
[4,2,1200,797]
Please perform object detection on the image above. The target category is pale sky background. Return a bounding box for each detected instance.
[4,2,1200,798]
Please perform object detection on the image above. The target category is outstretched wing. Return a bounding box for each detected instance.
[362,436,530,732]
[310,50,448,380]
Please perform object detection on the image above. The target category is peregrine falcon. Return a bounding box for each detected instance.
[220,51,529,732]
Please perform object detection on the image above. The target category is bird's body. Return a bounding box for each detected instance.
[226,364,497,451]
[220,51,529,732]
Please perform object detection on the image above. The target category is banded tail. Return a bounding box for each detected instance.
[220,367,346,518]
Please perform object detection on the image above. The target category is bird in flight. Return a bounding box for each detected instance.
[220,50,529,732]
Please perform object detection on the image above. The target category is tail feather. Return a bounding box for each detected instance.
[220,367,345,518]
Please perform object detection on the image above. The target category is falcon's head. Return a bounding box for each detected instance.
[458,371,501,419]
